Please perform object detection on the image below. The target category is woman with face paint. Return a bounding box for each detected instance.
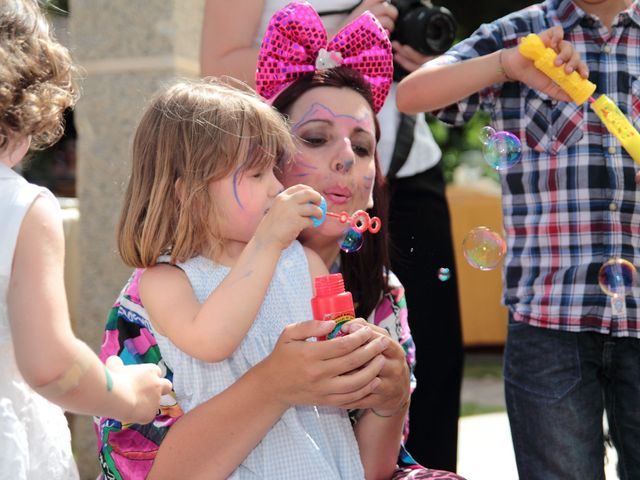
[95,4,466,480]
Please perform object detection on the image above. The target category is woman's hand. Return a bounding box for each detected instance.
[392,41,435,74]
[341,0,398,34]
[339,320,411,414]
[501,25,589,102]
[258,320,392,408]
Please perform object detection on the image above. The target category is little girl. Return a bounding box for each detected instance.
[118,79,366,478]
[0,1,171,478]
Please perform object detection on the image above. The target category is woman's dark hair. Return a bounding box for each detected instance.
[272,66,391,318]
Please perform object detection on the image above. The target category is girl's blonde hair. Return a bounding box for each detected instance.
[0,0,77,151]
[118,79,294,267]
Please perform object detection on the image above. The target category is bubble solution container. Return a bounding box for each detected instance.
[311,273,355,340]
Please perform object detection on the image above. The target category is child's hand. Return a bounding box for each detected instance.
[255,184,323,250]
[502,25,590,102]
[106,356,173,425]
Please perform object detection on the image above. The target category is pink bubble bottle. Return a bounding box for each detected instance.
[311,273,355,340]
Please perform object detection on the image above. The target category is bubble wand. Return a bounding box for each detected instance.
[311,197,381,234]
[518,33,640,165]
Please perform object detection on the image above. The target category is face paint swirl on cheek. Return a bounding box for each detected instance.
[232,167,244,210]
[362,174,374,192]
[287,154,319,178]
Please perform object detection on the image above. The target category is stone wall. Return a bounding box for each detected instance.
[68,2,203,477]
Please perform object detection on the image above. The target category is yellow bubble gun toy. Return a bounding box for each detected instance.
[518,33,640,165]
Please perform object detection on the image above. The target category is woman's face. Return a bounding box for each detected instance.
[279,86,377,238]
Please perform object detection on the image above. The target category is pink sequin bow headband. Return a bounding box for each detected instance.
[256,1,393,113]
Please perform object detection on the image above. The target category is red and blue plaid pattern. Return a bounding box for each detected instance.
[432,0,640,335]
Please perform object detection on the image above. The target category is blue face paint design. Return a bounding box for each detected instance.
[362,174,374,191]
[341,159,354,172]
[232,167,244,210]
[293,160,318,170]
[291,103,372,131]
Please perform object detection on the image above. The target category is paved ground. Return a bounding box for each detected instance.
[457,356,619,479]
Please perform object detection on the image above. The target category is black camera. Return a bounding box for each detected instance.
[391,0,456,56]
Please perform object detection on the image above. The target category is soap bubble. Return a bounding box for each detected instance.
[483,131,522,170]
[462,226,506,271]
[438,267,451,282]
[479,126,496,145]
[339,228,363,253]
[598,258,637,297]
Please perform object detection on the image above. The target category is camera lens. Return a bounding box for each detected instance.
[425,12,456,54]
[392,2,456,56]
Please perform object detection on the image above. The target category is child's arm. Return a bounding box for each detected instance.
[8,196,171,422]
[397,26,589,114]
[149,321,388,479]
[140,184,324,363]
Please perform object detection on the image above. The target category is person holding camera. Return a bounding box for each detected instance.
[201,0,464,473]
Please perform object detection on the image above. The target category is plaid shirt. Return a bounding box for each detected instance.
[433,0,640,336]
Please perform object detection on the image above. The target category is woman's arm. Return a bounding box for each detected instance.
[341,319,410,478]
[149,320,390,479]
[200,0,265,84]
[8,196,170,422]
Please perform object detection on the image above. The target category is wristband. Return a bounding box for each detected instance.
[104,365,113,392]
[498,49,514,82]
[370,399,409,418]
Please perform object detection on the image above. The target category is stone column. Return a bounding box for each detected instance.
[69,2,203,477]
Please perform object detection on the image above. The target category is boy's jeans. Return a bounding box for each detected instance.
[504,316,640,480]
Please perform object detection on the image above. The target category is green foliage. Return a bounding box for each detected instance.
[427,112,500,184]
[460,402,505,417]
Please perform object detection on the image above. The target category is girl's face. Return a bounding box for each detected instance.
[279,86,377,238]
[208,160,283,246]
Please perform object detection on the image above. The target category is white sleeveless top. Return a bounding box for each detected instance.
[0,163,78,479]
[255,0,442,178]
[151,241,364,479]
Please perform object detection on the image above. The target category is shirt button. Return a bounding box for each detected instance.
[608,146,616,154]
[603,45,611,53]
[609,202,618,211]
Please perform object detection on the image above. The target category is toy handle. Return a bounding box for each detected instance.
[518,33,596,104]
[590,95,640,165]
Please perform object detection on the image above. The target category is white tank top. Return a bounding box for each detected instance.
[0,163,78,480]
